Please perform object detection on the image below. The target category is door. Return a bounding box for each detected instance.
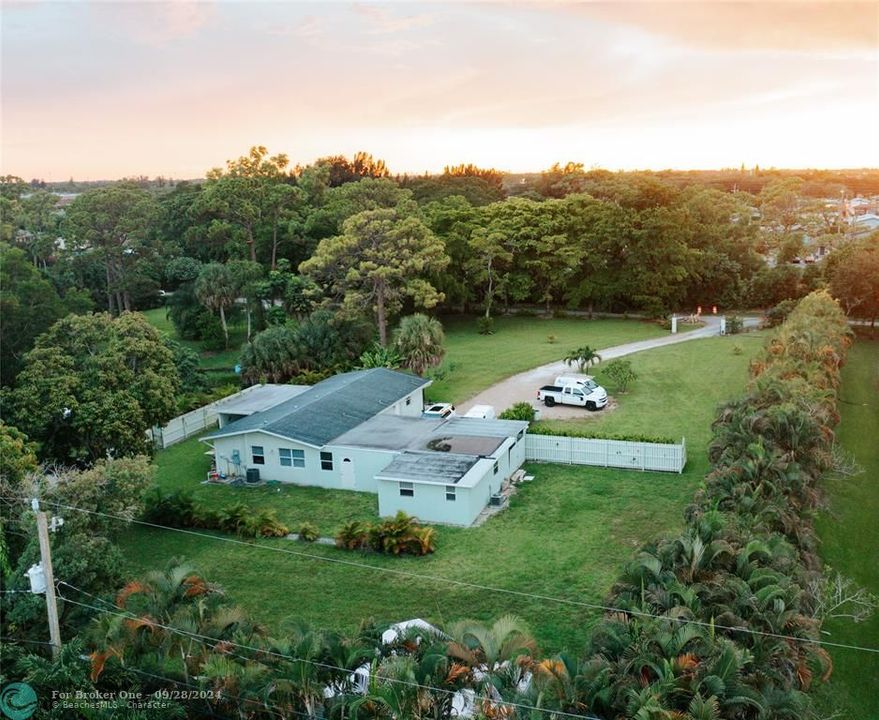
[340,458,355,489]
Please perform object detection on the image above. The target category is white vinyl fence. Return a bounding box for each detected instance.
[525,434,687,473]
[148,385,260,449]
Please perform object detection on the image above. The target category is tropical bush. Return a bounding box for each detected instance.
[142,490,289,538]
[335,520,371,550]
[298,522,320,542]
[601,358,637,393]
[498,402,536,422]
[563,290,854,719]
[394,313,445,375]
[476,316,494,335]
[725,314,744,334]
[563,345,601,372]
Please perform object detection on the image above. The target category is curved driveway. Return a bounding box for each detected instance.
[458,316,757,420]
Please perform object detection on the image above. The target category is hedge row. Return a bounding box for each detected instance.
[571,291,852,719]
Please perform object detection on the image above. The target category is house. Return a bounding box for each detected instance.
[201,368,528,526]
[851,213,879,237]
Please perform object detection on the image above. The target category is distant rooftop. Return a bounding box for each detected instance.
[203,369,430,447]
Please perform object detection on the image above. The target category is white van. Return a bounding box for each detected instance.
[463,404,496,420]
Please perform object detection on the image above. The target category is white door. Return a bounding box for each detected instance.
[340,458,355,488]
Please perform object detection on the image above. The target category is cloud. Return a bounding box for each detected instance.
[87,0,214,47]
[352,4,436,35]
[560,1,879,51]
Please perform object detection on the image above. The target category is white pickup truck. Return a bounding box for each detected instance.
[536,376,608,411]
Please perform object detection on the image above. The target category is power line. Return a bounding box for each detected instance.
[57,583,602,720]
[35,497,879,656]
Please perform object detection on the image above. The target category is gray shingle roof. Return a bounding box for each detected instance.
[202,369,429,447]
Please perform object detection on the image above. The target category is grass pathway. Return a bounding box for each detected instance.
[814,340,879,718]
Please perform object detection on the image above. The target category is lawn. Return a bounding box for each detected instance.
[534,331,769,478]
[813,340,879,719]
[427,314,671,403]
[120,462,698,654]
[119,328,764,653]
[140,306,246,380]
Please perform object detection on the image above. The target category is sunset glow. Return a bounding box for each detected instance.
[2,1,878,179]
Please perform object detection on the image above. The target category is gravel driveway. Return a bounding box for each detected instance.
[457,316,759,419]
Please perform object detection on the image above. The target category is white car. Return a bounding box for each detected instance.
[423,403,456,419]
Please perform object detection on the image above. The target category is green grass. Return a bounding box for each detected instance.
[120,330,764,653]
[534,332,769,478]
[140,307,246,375]
[813,340,879,719]
[121,462,698,653]
[152,436,378,530]
[428,315,671,403]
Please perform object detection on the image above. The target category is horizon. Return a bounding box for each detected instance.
[2,1,878,180]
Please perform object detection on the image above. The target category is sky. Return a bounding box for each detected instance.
[2,0,878,180]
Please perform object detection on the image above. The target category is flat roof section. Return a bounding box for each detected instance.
[424,435,504,456]
[214,384,310,416]
[376,452,481,485]
[332,415,445,451]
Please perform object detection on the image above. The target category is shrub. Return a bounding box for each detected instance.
[336,521,370,550]
[725,315,744,334]
[366,512,435,556]
[601,359,637,393]
[142,488,197,527]
[529,425,677,444]
[499,402,536,422]
[298,522,320,542]
[764,298,799,328]
[477,316,495,335]
[144,492,289,538]
[198,313,227,351]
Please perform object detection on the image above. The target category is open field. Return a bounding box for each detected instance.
[534,331,768,478]
[428,314,669,403]
[814,340,879,719]
[120,329,763,653]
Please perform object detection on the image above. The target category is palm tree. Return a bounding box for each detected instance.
[195,262,237,348]
[394,314,446,376]
[564,346,602,373]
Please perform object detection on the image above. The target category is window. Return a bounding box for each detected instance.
[445,485,456,501]
[399,481,414,497]
[279,448,305,468]
[405,396,412,406]
[251,446,265,465]
[493,462,499,475]
[320,451,334,471]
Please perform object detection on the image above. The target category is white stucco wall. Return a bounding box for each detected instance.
[379,387,425,417]
[376,434,527,526]
[211,432,394,492]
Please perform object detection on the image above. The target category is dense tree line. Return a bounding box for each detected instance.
[3,148,877,397]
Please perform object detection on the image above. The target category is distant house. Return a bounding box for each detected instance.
[851,213,879,237]
[201,369,528,526]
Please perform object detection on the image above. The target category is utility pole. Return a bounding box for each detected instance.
[32,499,62,659]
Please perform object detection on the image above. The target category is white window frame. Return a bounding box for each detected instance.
[445,485,456,501]
[320,451,334,471]
[399,481,414,497]
[251,445,265,465]
[280,448,305,468]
